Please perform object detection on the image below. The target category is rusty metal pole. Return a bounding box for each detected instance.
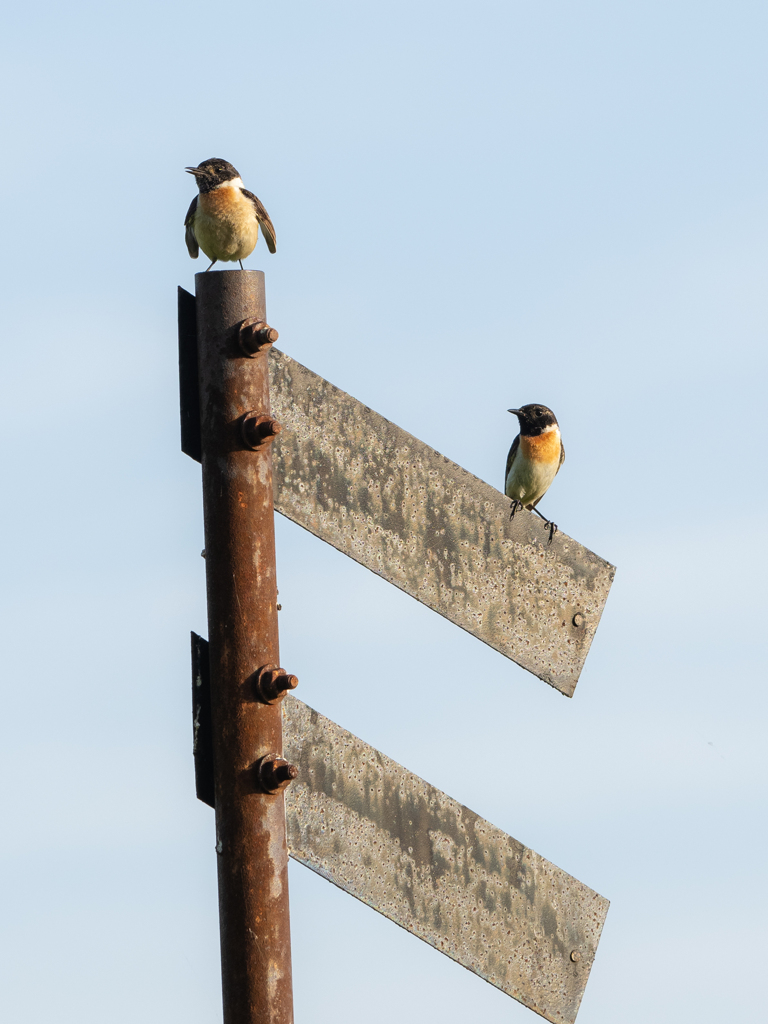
[195,270,294,1024]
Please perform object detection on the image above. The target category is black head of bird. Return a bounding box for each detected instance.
[185,158,241,193]
[507,404,559,437]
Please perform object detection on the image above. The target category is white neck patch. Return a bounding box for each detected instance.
[212,176,244,190]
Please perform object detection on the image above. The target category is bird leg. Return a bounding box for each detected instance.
[531,505,558,544]
[509,499,524,520]
[204,259,217,272]
[239,260,245,270]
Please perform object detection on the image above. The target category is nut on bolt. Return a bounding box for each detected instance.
[256,753,299,793]
[241,411,282,450]
[255,665,298,705]
[238,317,279,356]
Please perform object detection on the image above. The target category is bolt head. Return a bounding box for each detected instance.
[255,665,299,704]
[257,753,298,793]
[570,949,581,962]
[572,612,584,628]
[238,317,279,356]
[241,413,282,450]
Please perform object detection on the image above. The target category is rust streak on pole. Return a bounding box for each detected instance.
[195,270,293,1024]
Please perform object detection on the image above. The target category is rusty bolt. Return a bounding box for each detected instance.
[572,613,584,628]
[570,950,581,963]
[241,412,282,450]
[256,753,299,793]
[238,317,279,356]
[254,665,299,705]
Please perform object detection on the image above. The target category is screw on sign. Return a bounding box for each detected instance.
[179,272,615,1024]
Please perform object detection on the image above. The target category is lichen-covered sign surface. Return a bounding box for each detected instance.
[269,349,614,696]
[283,696,609,1024]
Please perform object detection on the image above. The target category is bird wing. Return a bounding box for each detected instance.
[241,188,277,253]
[184,196,199,259]
[504,434,520,490]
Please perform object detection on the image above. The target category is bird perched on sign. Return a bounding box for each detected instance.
[184,158,276,270]
[505,404,565,542]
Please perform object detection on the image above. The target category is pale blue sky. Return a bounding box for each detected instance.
[1,2,767,1022]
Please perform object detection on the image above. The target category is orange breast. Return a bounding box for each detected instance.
[520,429,561,464]
[195,184,259,262]
[199,188,245,219]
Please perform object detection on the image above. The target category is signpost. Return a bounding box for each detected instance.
[183,273,294,1024]
[179,271,615,1024]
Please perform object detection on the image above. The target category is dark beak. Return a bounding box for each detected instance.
[507,408,521,416]
[185,166,205,177]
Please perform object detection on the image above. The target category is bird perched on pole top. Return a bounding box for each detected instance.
[505,404,565,543]
[184,158,276,271]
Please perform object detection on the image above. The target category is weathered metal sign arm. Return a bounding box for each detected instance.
[267,351,615,696]
[184,317,615,697]
[190,636,608,1024]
